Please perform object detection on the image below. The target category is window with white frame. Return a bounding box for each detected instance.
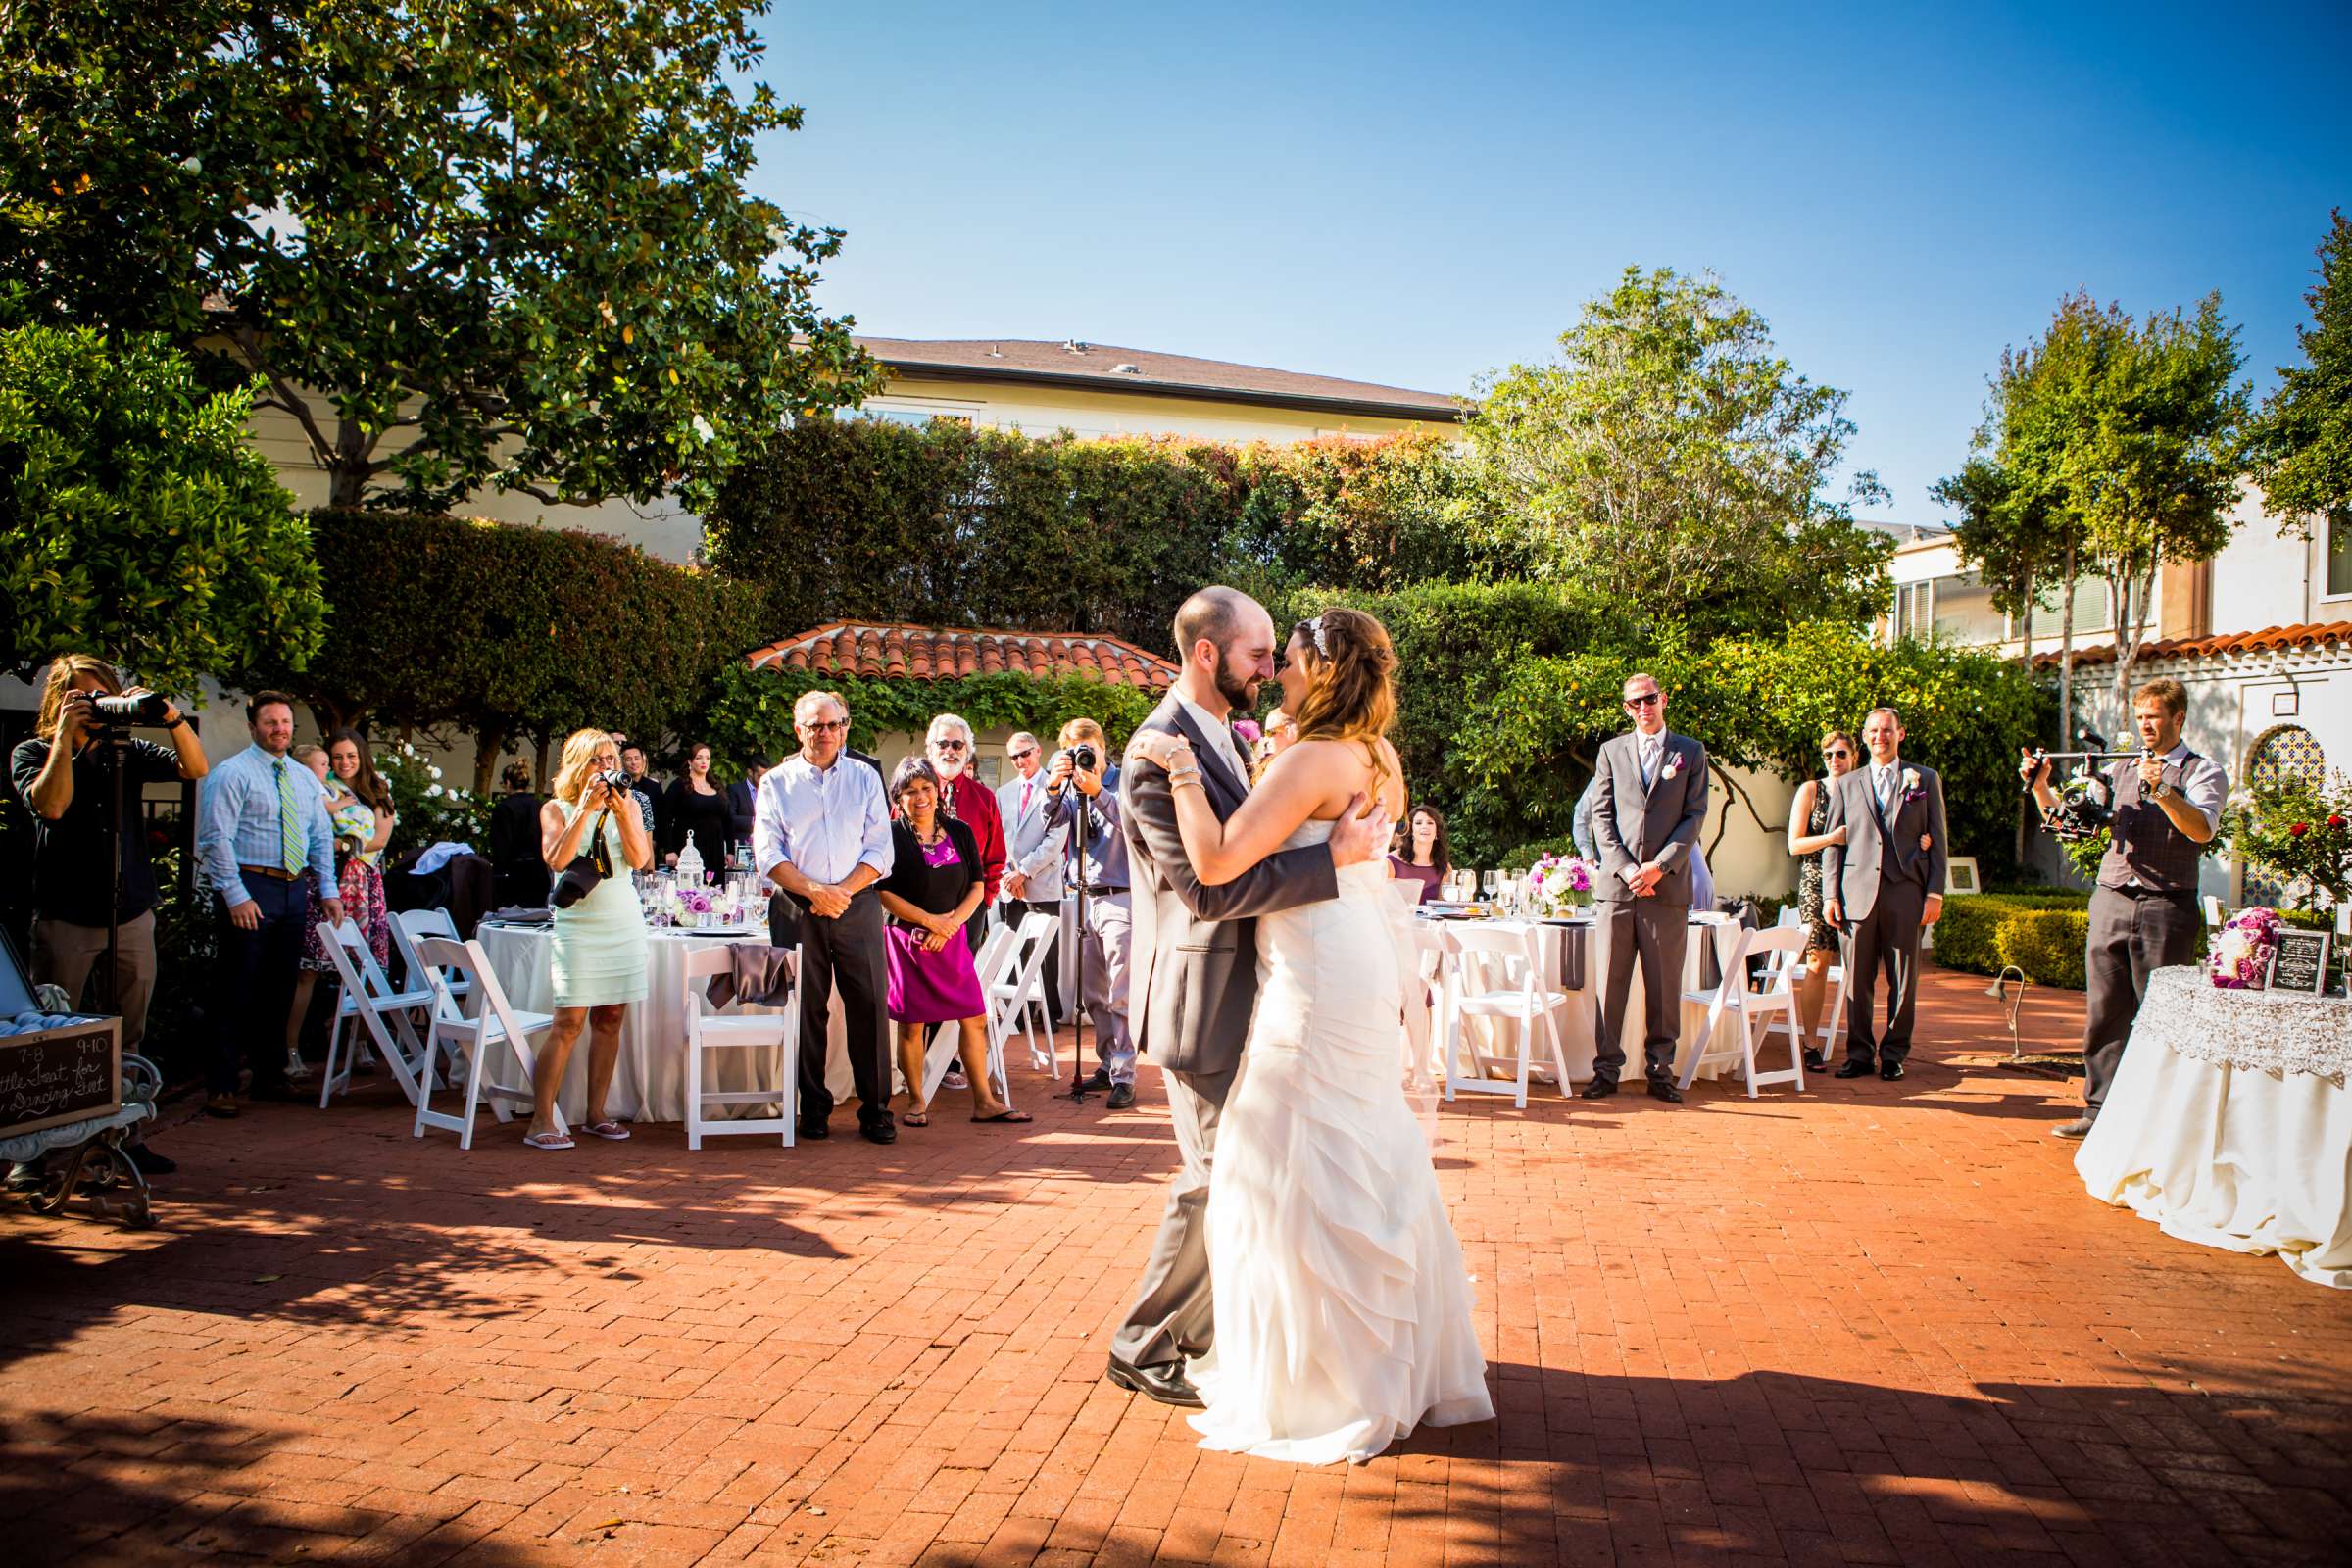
[2327,511,2351,600]
[854,396,981,428]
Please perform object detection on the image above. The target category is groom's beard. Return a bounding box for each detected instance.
[1212,654,1260,716]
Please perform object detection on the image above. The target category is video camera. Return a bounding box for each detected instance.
[2027,728,2138,843]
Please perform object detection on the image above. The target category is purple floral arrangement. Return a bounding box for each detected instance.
[1524,853,1595,915]
[1232,719,1262,745]
[677,888,713,915]
[2208,906,2282,989]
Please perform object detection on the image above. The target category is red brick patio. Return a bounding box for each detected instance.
[4,963,2348,1566]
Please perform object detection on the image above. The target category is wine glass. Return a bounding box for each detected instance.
[1482,868,1500,906]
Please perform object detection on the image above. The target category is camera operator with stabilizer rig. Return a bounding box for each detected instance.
[1046,718,1136,1108]
[9,656,211,1179]
[2021,676,2225,1142]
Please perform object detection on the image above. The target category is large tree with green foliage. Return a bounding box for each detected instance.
[1,323,323,691]
[2246,210,2352,558]
[1454,266,1893,643]
[0,0,873,513]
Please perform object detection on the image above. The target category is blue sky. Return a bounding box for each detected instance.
[750,1,2349,521]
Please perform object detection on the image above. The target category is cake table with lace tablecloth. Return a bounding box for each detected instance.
[2075,964,2352,1288]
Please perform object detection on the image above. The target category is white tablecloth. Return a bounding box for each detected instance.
[2076,966,2352,1289]
[476,923,855,1122]
[1427,912,1749,1086]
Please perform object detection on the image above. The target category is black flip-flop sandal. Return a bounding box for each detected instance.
[971,1108,1033,1123]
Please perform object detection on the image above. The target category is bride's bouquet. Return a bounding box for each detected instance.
[2208,906,2283,989]
[1522,854,1595,918]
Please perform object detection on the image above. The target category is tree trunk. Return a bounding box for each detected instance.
[326,462,368,510]
[2014,564,2035,667]
[473,722,508,797]
[534,733,552,791]
[2111,565,2155,720]
[2058,540,2078,750]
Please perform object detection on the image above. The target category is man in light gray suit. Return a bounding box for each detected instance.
[1105,587,1390,1409]
[1823,706,1947,1081]
[995,732,1067,1027]
[1587,671,1710,1104]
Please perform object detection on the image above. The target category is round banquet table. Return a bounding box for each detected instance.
[475,922,855,1124]
[1422,911,1749,1086]
[2075,965,2352,1289]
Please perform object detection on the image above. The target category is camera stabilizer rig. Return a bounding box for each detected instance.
[1047,742,1102,1102]
[2023,730,2145,843]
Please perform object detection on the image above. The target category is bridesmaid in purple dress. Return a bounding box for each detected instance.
[878,759,1033,1127]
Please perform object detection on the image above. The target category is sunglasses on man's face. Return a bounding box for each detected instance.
[1008,749,1036,763]
[934,739,967,754]
[800,718,848,734]
[1624,693,1662,709]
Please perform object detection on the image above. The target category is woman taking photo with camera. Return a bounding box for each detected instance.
[877,758,1030,1127]
[526,729,654,1151]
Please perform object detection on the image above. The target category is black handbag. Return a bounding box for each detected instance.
[550,807,615,909]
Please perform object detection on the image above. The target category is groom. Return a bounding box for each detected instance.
[1106,587,1392,1408]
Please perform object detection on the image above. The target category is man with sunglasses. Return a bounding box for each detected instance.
[1587,672,1710,1103]
[997,732,1069,1028]
[1823,707,1947,1082]
[925,714,1006,957]
[756,690,898,1144]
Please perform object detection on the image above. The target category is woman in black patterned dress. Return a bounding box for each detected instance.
[1787,729,1856,1068]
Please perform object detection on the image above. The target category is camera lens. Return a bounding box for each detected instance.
[90,692,170,724]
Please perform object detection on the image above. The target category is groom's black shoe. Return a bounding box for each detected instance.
[1106,1355,1204,1409]
[1646,1082,1683,1104]
[1834,1059,1876,1079]
[1106,1083,1136,1109]
[1579,1079,1618,1100]
[1879,1060,1906,1082]
[1082,1067,1113,1092]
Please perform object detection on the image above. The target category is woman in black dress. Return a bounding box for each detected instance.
[661,742,734,877]
[488,760,550,907]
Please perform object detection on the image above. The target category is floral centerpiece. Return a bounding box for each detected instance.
[2208,906,2284,990]
[1522,854,1595,918]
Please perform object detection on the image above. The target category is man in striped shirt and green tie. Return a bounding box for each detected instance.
[195,691,341,1118]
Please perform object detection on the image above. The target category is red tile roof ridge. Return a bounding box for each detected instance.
[745,622,1178,691]
[2032,619,2352,670]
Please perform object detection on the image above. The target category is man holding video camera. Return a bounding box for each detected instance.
[1046,717,1136,1107]
[10,657,211,1175]
[2022,676,2224,1140]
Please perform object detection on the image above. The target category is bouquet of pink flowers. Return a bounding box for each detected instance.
[1523,854,1595,917]
[2208,906,2283,989]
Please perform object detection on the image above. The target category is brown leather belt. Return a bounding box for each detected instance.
[238,863,303,882]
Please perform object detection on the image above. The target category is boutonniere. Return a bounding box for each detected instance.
[1660,753,1683,781]
[1901,767,1924,803]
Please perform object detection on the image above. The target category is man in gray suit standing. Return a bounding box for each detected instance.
[1105,587,1390,1409]
[1823,706,1948,1081]
[1586,671,1711,1103]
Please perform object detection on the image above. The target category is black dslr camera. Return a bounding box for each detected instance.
[89,691,172,726]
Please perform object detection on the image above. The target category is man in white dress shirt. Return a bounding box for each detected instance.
[755,689,898,1145]
[996,733,1067,1027]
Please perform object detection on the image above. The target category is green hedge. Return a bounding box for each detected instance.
[1935,893,2092,989]
[705,419,1477,652]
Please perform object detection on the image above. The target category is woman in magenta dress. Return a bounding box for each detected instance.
[877,759,1032,1127]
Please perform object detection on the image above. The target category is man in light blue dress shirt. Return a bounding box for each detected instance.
[756,689,897,1144]
[194,691,339,1116]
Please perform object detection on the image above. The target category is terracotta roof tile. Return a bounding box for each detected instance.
[2032,620,2352,670]
[747,622,1178,693]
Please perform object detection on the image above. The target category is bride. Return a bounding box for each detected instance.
[1127,606,1493,1465]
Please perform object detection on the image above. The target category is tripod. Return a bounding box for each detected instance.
[1053,779,1095,1102]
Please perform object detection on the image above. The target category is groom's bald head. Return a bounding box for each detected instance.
[1173,586,1256,664]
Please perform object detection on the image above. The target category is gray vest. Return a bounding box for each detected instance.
[2095,753,2203,893]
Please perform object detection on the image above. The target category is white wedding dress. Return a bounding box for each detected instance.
[1189,819,1494,1464]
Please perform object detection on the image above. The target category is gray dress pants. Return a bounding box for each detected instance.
[2081,884,2202,1117]
[1110,1063,1234,1369]
[1593,899,1690,1086]
[1842,876,1926,1066]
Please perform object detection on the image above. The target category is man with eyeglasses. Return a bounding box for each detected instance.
[1587,672,1710,1103]
[756,689,898,1144]
[925,714,1006,958]
[997,732,1068,1029]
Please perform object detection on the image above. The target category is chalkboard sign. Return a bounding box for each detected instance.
[0,1019,122,1140]
[2268,931,2333,996]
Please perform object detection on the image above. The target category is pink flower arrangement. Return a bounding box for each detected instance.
[1524,854,1596,915]
[678,888,713,915]
[1232,719,1262,745]
[2208,906,2283,990]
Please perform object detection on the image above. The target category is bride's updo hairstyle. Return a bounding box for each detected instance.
[1287,607,1399,796]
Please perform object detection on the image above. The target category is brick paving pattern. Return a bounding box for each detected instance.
[4,963,2348,1565]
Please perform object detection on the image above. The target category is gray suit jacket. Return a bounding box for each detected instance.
[1591,730,1709,906]
[996,772,1067,903]
[1822,760,1948,922]
[1122,695,1339,1076]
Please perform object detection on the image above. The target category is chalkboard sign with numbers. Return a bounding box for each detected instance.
[0,1018,122,1140]
[2267,931,2332,997]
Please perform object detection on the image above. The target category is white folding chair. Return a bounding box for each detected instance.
[317,918,437,1107]
[1679,926,1809,1097]
[682,943,801,1150]
[392,907,474,1013]
[1441,921,1572,1109]
[921,924,1018,1107]
[989,910,1061,1073]
[412,935,558,1149]
[1772,906,1849,1058]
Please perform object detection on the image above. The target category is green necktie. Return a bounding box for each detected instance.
[274,758,306,875]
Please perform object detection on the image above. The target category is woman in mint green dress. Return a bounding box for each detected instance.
[526,730,654,1150]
